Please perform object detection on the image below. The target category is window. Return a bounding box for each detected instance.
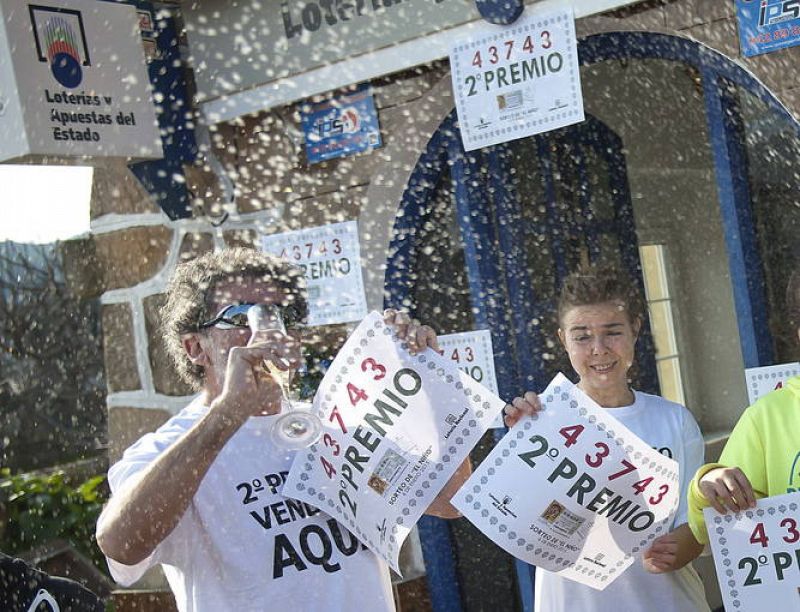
[640,244,686,405]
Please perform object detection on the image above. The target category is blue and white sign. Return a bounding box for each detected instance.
[735,0,800,57]
[301,87,382,164]
[0,0,162,162]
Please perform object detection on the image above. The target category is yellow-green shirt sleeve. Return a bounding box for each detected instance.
[687,463,726,544]
[687,406,769,544]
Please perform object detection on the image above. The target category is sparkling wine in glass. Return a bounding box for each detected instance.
[247,304,322,450]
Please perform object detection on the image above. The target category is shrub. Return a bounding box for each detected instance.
[0,468,108,574]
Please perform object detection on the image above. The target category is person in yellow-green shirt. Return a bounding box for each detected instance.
[687,270,800,544]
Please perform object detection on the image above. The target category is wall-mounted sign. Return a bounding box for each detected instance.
[301,87,381,164]
[261,220,368,326]
[735,0,800,57]
[449,4,584,151]
[184,0,477,104]
[744,362,800,404]
[0,0,162,162]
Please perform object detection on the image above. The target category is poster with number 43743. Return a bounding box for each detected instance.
[744,362,800,405]
[704,492,800,611]
[284,312,505,572]
[452,374,680,590]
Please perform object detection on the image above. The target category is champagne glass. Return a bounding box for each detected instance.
[247,304,322,450]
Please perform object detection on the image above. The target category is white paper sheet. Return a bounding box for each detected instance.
[284,312,505,572]
[449,3,584,151]
[452,374,680,590]
[704,492,800,610]
[260,220,367,326]
[438,330,504,428]
[744,362,800,405]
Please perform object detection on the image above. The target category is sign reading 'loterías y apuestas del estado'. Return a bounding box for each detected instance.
[0,0,162,162]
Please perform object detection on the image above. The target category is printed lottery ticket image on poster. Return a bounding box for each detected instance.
[283,312,505,573]
[704,492,800,611]
[452,374,680,590]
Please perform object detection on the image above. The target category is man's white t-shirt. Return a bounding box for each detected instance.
[101,398,394,612]
[534,391,710,612]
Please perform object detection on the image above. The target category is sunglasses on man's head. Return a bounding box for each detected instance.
[198,302,306,331]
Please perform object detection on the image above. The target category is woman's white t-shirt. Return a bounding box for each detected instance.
[534,391,710,612]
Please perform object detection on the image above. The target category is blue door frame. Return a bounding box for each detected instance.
[384,31,799,612]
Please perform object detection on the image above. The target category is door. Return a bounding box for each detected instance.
[385,111,659,612]
[483,114,659,396]
[384,31,799,612]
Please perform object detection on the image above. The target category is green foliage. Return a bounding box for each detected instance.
[0,468,108,573]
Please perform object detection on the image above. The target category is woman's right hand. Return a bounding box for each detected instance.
[698,466,757,513]
[503,391,543,428]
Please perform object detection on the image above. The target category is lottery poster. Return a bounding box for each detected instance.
[449,3,583,151]
[438,330,504,428]
[744,362,800,405]
[704,492,800,610]
[452,374,680,590]
[284,312,505,572]
[261,220,367,326]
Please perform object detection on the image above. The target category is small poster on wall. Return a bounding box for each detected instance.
[735,0,800,57]
[438,330,504,428]
[448,3,584,151]
[261,220,368,326]
[0,0,162,161]
[301,86,382,164]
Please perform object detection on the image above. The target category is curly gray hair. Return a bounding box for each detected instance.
[161,248,306,390]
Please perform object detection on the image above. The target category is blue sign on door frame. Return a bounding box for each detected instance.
[734,0,800,57]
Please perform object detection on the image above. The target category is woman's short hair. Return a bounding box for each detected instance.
[557,264,644,327]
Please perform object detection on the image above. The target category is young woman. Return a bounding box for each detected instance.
[504,265,709,612]
[687,270,800,541]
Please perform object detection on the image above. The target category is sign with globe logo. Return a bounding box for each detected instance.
[0,0,162,161]
[29,5,90,89]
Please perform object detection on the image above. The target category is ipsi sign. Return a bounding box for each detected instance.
[0,0,161,162]
[735,0,800,56]
[301,87,381,164]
